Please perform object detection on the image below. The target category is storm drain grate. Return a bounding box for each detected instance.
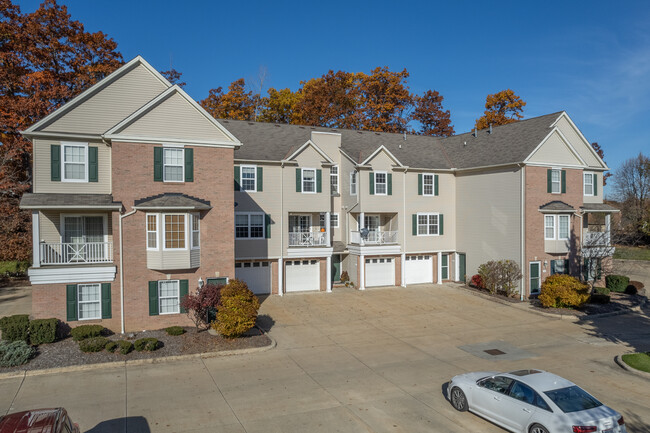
[484,349,506,356]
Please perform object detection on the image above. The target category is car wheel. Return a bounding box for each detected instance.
[529,424,549,433]
[450,386,468,412]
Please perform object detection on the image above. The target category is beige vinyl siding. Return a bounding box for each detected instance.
[284,147,330,212]
[455,167,522,279]
[360,152,402,213]
[583,171,604,204]
[41,64,167,134]
[527,131,584,166]
[309,131,341,161]
[33,139,111,194]
[147,250,192,270]
[39,211,113,244]
[554,116,602,167]
[119,92,232,143]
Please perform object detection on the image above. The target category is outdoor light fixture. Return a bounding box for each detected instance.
[544,260,548,268]
[198,277,204,288]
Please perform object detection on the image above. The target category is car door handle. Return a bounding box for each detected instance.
[493,396,501,401]
[523,408,531,413]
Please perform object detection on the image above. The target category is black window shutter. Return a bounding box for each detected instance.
[101,283,112,319]
[184,148,194,182]
[439,214,444,235]
[179,280,189,313]
[387,173,392,195]
[547,169,552,193]
[593,174,598,196]
[66,284,77,321]
[153,148,163,182]
[369,172,375,195]
[551,260,556,275]
[257,167,263,192]
[148,281,159,316]
[316,169,322,193]
[51,145,61,181]
[434,174,439,196]
[295,168,301,192]
[88,146,98,182]
[561,170,566,193]
[234,166,241,191]
[412,214,417,235]
[265,214,271,239]
[418,174,423,195]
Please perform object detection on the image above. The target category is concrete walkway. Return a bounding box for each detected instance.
[1,284,650,432]
[0,284,31,319]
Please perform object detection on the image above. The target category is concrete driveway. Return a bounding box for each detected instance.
[0,284,31,318]
[1,284,649,432]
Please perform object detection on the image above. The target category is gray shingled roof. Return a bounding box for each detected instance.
[581,203,620,212]
[134,193,211,210]
[20,193,122,209]
[221,112,564,170]
[539,201,575,212]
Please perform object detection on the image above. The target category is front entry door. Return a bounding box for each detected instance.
[331,254,341,282]
[458,253,466,282]
[529,262,541,294]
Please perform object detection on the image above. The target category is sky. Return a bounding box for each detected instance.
[15,0,650,196]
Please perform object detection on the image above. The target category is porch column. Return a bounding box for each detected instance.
[326,256,332,292]
[359,212,365,246]
[359,254,365,290]
[278,257,284,296]
[401,252,406,287]
[325,211,331,247]
[32,211,40,268]
[437,252,443,284]
[605,214,611,246]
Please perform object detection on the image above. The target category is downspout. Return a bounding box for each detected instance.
[279,162,284,296]
[520,164,526,301]
[402,168,407,287]
[119,208,137,334]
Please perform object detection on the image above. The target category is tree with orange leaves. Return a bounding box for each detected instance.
[475,89,526,130]
[0,0,123,261]
[358,67,413,133]
[412,90,454,137]
[200,78,258,121]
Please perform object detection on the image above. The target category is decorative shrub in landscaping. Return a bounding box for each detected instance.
[180,283,222,330]
[606,275,630,292]
[340,271,349,283]
[625,280,644,295]
[106,340,133,355]
[105,341,118,353]
[78,336,109,353]
[0,315,30,342]
[470,274,485,290]
[70,325,105,341]
[539,274,590,308]
[214,279,260,339]
[0,340,35,367]
[28,318,58,345]
[134,338,159,351]
[165,326,185,336]
[477,260,522,296]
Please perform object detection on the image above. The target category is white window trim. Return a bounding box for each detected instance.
[235,212,265,239]
[77,283,101,320]
[350,171,357,196]
[583,172,595,196]
[422,173,435,196]
[544,215,556,240]
[158,280,180,315]
[330,213,339,228]
[162,213,188,251]
[163,147,185,183]
[301,168,317,194]
[416,212,440,236]
[551,168,561,194]
[330,165,339,195]
[191,213,200,250]
[146,213,159,251]
[374,171,387,196]
[240,164,257,192]
[544,214,570,240]
[61,142,89,183]
[558,214,570,240]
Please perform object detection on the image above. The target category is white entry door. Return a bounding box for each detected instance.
[405,255,433,284]
[235,261,271,295]
[365,257,395,287]
[285,259,320,292]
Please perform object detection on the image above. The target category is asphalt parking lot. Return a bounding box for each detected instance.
[1,283,649,432]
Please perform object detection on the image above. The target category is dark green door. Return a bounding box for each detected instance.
[332,255,341,282]
[458,253,466,283]
[530,262,541,294]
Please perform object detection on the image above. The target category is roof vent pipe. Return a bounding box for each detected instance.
[403,131,406,141]
[473,128,478,137]
[489,123,493,134]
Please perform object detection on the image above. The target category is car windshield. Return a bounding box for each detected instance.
[544,386,602,413]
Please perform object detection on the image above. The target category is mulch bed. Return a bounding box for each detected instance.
[0,326,271,373]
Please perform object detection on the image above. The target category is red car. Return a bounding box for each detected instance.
[0,408,80,433]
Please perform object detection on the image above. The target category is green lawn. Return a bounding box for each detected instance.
[622,352,650,373]
[0,261,30,275]
[613,245,650,261]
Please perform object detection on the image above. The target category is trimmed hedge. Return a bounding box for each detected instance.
[28,319,58,345]
[0,315,30,342]
[606,275,630,292]
[134,338,159,352]
[165,326,185,336]
[594,287,610,295]
[106,340,133,355]
[214,279,260,339]
[78,336,109,353]
[70,325,105,341]
[539,274,590,309]
[0,340,35,367]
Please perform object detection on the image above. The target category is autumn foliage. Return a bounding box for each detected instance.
[475,89,526,130]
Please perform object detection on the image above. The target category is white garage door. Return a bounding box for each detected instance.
[405,255,433,284]
[285,259,320,292]
[365,257,395,287]
[235,261,271,295]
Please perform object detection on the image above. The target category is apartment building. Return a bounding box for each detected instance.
[19,56,617,332]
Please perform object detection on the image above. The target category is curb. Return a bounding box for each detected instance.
[0,328,276,380]
[614,355,650,380]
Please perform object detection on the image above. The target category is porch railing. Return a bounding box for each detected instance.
[39,242,113,265]
[583,230,610,247]
[288,231,327,247]
[350,230,399,245]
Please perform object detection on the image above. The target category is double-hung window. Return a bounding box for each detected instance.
[146,214,158,250]
[191,214,200,249]
[350,171,357,195]
[558,215,569,239]
[163,148,184,182]
[423,174,434,196]
[78,283,101,320]
[62,143,88,182]
[544,216,555,240]
[164,214,186,249]
[550,169,561,194]
[302,169,316,193]
[545,215,570,240]
[330,165,338,194]
[241,165,257,191]
[330,213,339,228]
[235,213,264,239]
[417,213,439,235]
[583,173,594,196]
[375,172,387,195]
[158,280,180,314]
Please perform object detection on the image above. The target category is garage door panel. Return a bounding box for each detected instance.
[405,255,433,285]
[365,257,395,287]
[235,262,271,295]
[286,260,320,292]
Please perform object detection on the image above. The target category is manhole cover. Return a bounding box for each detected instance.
[484,349,506,356]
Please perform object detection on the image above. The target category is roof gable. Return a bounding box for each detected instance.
[360,145,403,168]
[551,113,607,169]
[286,140,333,165]
[525,129,586,166]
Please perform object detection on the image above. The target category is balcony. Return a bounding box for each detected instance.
[350,230,398,246]
[39,242,113,265]
[288,230,328,247]
[583,230,611,247]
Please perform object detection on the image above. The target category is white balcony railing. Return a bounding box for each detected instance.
[583,230,611,247]
[39,242,113,265]
[288,230,327,247]
[350,230,399,246]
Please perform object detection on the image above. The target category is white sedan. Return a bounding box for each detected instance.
[447,369,626,433]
